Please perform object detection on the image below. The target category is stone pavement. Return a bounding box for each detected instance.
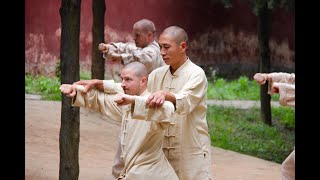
[25,99,281,180]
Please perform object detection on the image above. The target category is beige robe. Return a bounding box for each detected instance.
[147,58,212,180]
[117,91,178,180]
[268,72,295,107]
[72,83,178,180]
[267,72,295,180]
[281,149,295,180]
[104,41,165,178]
[108,41,165,74]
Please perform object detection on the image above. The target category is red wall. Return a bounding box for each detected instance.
[25,0,295,77]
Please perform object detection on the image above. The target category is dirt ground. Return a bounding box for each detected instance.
[25,99,281,180]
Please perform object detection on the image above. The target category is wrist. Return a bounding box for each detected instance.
[266,74,271,81]
[94,79,104,91]
[262,74,268,81]
[162,90,167,100]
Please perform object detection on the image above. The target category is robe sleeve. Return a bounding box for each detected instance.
[274,82,295,107]
[111,42,162,73]
[268,73,295,95]
[110,42,138,63]
[72,85,123,122]
[125,46,160,72]
[132,96,175,126]
[103,80,123,94]
[172,72,207,115]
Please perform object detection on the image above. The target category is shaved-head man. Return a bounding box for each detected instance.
[60,62,178,180]
[145,26,213,180]
[99,18,164,74]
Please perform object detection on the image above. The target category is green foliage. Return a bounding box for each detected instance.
[55,59,61,81]
[207,105,295,163]
[207,76,279,101]
[25,74,61,101]
[25,70,91,101]
[272,106,295,129]
[80,70,92,80]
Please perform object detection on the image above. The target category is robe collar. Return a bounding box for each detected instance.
[167,57,191,77]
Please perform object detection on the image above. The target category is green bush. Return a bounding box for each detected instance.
[207,105,295,163]
[25,74,61,101]
[207,76,280,101]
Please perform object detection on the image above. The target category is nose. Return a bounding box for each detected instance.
[121,80,126,88]
[160,50,166,57]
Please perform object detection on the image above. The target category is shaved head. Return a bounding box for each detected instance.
[120,61,148,95]
[123,61,148,78]
[161,26,188,45]
[133,19,156,36]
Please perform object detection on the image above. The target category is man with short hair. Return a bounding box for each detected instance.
[99,18,164,74]
[60,62,178,180]
[145,26,213,180]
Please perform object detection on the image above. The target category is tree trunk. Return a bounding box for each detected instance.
[257,1,272,126]
[91,0,106,79]
[59,0,81,179]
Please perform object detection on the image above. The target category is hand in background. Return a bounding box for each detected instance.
[60,84,77,98]
[253,73,267,85]
[98,43,113,54]
[271,82,280,94]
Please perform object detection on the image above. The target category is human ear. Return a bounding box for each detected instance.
[180,42,187,52]
[141,76,147,86]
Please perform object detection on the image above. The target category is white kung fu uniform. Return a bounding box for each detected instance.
[106,41,165,74]
[267,72,295,180]
[147,58,213,180]
[267,72,295,107]
[105,41,165,178]
[72,83,178,180]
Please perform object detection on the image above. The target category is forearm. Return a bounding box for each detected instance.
[133,96,175,122]
[72,88,123,120]
[269,72,295,84]
[277,83,295,107]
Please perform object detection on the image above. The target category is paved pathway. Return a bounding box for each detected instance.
[25,99,281,180]
[207,99,280,109]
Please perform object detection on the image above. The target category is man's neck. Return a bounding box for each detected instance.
[138,88,147,96]
[170,55,187,74]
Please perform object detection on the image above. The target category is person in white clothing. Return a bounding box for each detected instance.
[145,26,213,180]
[98,18,165,74]
[60,62,178,180]
[254,72,295,180]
